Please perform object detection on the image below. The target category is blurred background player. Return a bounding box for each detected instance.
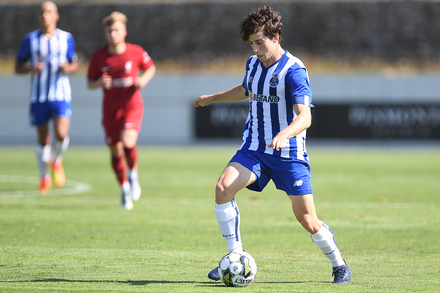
[15,1,78,194]
[194,5,351,284]
[87,11,156,210]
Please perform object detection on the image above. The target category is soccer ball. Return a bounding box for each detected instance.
[218,251,257,287]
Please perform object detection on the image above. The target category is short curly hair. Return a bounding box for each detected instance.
[239,6,283,42]
[102,11,127,28]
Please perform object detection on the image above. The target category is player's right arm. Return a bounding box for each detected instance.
[87,77,103,89]
[193,84,247,107]
[87,50,112,90]
[87,72,112,90]
[15,36,43,74]
[15,61,43,74]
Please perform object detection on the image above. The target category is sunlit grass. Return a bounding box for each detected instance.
[0,145,439,292]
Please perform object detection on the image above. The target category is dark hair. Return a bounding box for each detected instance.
[239,5,283,42]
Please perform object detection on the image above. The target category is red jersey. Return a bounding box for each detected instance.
[87,43,154,112]
[88,43,154,145]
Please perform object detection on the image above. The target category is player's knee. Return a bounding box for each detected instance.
[297,215,321,234]
[215,182,227,196]
[55,133,66,141]
[122,140,136,149]
[38,137,50,146]
[215,182,234,202]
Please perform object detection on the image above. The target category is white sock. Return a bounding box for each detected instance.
[35,144,51,179]
[127,167,138,182]
[311,223,345,267]
[52,136,70,163]
[121,181,130,195]
[215,199,243,253]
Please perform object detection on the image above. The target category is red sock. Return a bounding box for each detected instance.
[124,146,137,170]
[111,154,126,185]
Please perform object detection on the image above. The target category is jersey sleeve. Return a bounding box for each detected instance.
[87,51,101,81]
[139,47,154,71]
[285,65,313,107]
[66,34,78,63]
[242,57,253,96]
[16,35,31,64]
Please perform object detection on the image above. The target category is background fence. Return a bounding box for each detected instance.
[1,1,440,145]
[1,1,440,66]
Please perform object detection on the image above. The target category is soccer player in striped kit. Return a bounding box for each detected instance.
[194,6,351,284]
[87,12,156,210]
[15,1,78,194]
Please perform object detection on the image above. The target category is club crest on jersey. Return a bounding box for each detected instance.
[125,61,132,74]
[269,73,279,87]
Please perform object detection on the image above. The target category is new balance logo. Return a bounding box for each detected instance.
[293,180,303,187]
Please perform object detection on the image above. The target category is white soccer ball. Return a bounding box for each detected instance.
[218,251,257,287]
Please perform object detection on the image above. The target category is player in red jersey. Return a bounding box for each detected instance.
[87,11,156,210]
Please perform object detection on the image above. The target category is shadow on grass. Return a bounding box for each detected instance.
[11,279,207,285]
[0,278,318,286]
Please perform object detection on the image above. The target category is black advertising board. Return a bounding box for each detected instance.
[195,103,248,138]
[195,102,440,139]
[309,104,440,139]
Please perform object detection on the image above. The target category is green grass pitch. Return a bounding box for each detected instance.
[0,145,439,292]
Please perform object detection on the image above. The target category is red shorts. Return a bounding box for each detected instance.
[103,106,144,146]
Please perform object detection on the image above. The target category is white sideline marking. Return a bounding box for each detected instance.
[0,175,91,198]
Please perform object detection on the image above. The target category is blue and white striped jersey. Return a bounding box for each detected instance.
[240,50,313,161]
[16,28,77,104]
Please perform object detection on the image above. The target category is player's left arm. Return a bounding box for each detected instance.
[268,103,311,151]
[59,34,78,74]
[134,49,156,90]
[134,63,156,90]
[269,65,313,151]
[59,60,78,74]
[59,59,78,73]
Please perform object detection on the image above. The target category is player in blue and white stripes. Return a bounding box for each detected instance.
[194,5,351,284]
[15,1,78,194]
[241,51,312,160]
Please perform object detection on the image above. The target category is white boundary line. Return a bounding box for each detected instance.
[0,175,92,198]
